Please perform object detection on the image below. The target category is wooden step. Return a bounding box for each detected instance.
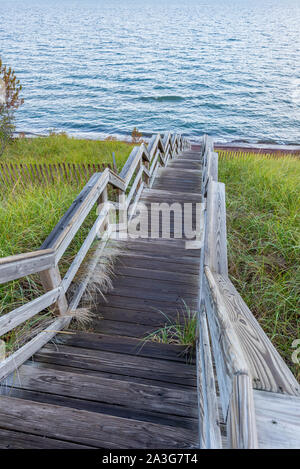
[115,265,199,284]
[4,385,198,430]
[6,364,197,419]
[0,148,203,449]
[94,305,192,330]
[0,396,198,448]
[0,428,93,449]
[54,331,195,363]
[34,343,197,387]
[94,294,198,314]
[117,254,200,274]
[141,188,202,202]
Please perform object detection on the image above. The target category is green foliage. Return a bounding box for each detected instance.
[143,302,198,353]
[0,58,24,155]
[1,134,133,169]
[131,127,143,144]
[218,151,300,380]
[0,181,97,354]
[0,135,133,353]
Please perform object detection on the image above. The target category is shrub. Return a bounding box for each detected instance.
[0,58,24,155]
[131,127,142,144]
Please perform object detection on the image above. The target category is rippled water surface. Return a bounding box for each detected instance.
[1,0,300,143]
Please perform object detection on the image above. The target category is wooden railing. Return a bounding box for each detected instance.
[0,132,190,382]
[198,135,300,449]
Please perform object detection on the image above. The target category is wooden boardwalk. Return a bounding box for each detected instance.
[0,134,299,449]
[0,149,203,449]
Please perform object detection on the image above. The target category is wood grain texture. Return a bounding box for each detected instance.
[0,396,198,449]
[227,373,258,449]
[35,343,197,387]
[204,180,228,276]
[0,248,55,284]
[56,331,195,363]
[198,311,222,448]
[254,390,300,449]
[0,317,70,383]
[0,287,60,337]
[0,428,93,449]
[204,267,248,417]
[39,266,68,315]
[210,273,300,396]
[6,364,198,418]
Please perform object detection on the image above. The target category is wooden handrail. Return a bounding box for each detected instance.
[0,132,188,383]
[199,134,299,449]
[0,249,55,285]
[199,135,258,448]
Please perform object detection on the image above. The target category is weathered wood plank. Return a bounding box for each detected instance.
[55,331,194,363]
[91,318,166,338]
[0,249,55,284]
[114,276,198,296]
[4,385,198,430]
[142,188,202,201]
[204,267,248,417]
[204,181,228,276]
[210,272,300,396]
[0,288,60,337]
[0,428,93,449]
[227,374,258,449]
[39,266,68,316]
[254,390,300,449]
[116,265,199,284]
[0,396,198,448]
[7,364,198,418]
[35,343,197,387]
[117,253,200,274]
[96,292,198,314]
[0,317,70,383]
[203,151,218,194]
[198,311,222,448]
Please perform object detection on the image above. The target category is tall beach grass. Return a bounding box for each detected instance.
[1,134,133,169]
[218,150,300,379]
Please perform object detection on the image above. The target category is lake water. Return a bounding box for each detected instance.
[1,0,300,143]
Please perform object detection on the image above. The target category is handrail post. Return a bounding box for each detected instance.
[142,154,150,187]
[97,186,108,237]
[39,266,68,315]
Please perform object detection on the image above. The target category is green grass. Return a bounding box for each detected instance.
[218,151,300,380]
[1,134,133,169]
[0,134,134,354]
[143,302,198,349]
[0,181,98,353]
[1,139,299,383]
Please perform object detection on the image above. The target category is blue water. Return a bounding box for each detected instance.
[1,0,300,143]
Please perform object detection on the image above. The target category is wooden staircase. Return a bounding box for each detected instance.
[0,134,299,449]
[0,147,204,449]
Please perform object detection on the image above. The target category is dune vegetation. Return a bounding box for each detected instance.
[1,133,133,168]
[0,134,134,354]
[0,138,299,381]
[218,150,300,379]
